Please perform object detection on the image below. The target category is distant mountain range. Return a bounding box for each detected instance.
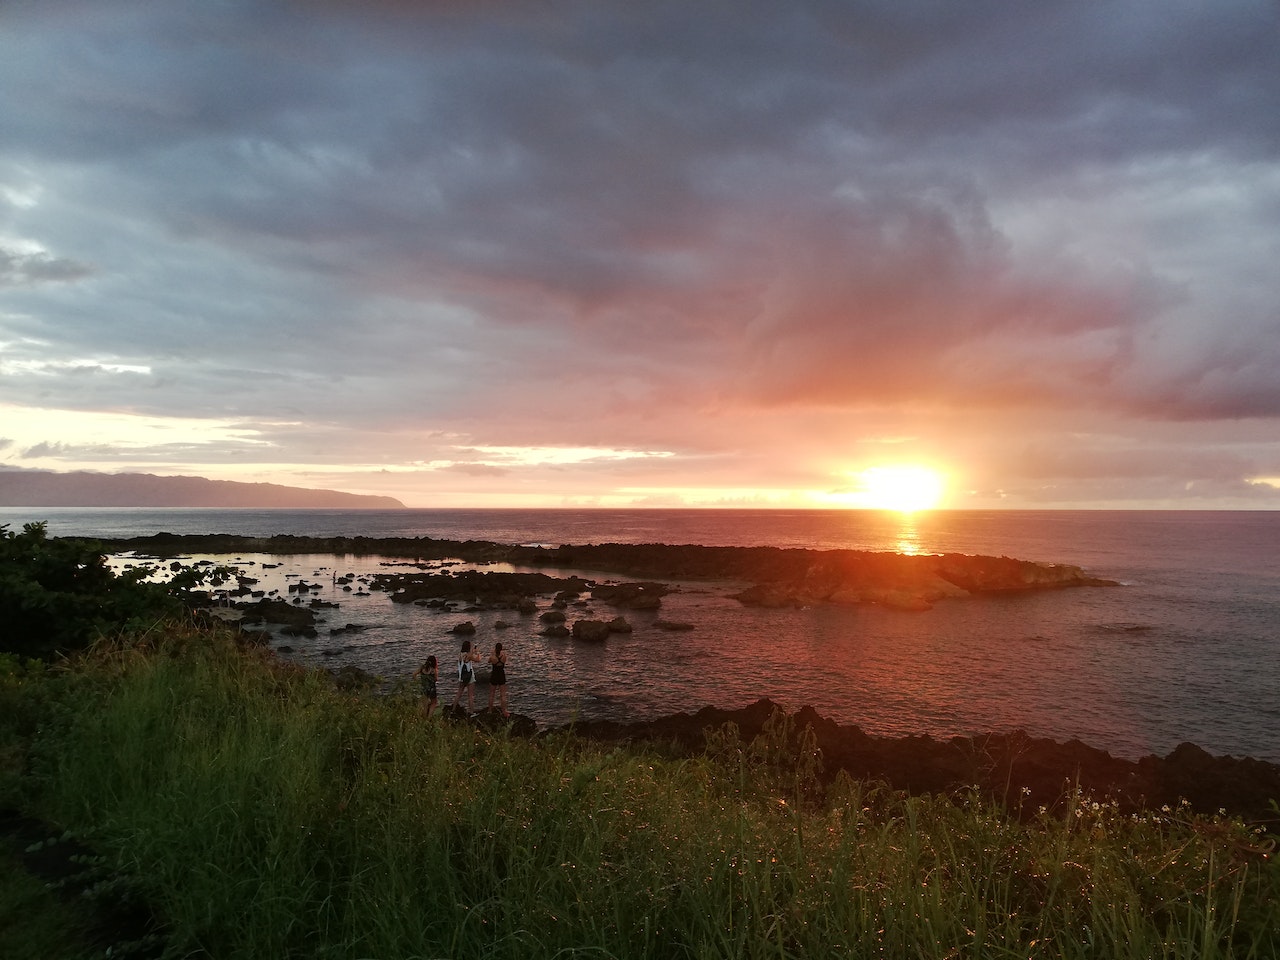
[0,469,405,509]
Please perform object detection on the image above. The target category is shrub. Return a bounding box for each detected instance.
[0,521,190,659]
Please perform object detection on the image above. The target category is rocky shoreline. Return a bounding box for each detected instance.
[87,532,1116,611]
[90,533,1280,821]
[545,699,1280,825]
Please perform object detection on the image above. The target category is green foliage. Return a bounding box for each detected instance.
[0,521,191,659]
[0,845,99,960]
[11,626,1278,960]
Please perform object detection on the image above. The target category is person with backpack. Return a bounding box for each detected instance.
[453,639,481,712]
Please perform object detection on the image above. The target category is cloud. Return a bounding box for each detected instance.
[20,441,73,459]
[0,1,1278,505]
[0,246,93,286]
[436,462,509,478]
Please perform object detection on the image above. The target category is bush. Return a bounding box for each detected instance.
[0,521,186,659]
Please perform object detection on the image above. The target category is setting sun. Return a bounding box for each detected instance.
[857,466,946,512]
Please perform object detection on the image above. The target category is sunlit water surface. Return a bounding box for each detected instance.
[7,508,1277,761]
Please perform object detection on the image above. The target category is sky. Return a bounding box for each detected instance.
[2,0,1280,510]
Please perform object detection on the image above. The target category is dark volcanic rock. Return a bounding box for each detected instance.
[571,619,612,642]
[238,597,318,631]
[439,705,537,737]
[87,533,1116,612]
[728,551,1113,611]
[373,570,594,607]
[554,700,1280,823]
[592,581,669,609]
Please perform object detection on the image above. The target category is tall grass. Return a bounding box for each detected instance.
[13,625,1279,959]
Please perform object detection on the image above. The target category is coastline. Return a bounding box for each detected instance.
[85,531,1117,611]
[54,529,1278,797]
[541,698,1280,824]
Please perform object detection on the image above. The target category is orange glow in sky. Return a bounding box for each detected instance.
[3,4,1280,512]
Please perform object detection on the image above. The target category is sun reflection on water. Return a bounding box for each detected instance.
[895,513,922,555]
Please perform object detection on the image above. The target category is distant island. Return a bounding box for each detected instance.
[0,469,404,509]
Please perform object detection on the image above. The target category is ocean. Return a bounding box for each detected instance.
[6,507,1279,762]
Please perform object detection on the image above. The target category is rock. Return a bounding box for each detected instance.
[372,570,593,606]
[440,704,469,722]
[607,616,633,633]
[728,552,1100,611]
[571,619,612,642]
[592,581,669,610]
[438,705,537,736]
[100,533,1117,613]
[238,597,318,630]
[473,708,538,736]
[538,610,566,624]
[236,629,271,646]
[328,623,367,636]
[449,621,476,635]
[550,700,1280,822]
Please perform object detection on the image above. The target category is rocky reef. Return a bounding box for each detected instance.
[87,532,1115,611]
[558,699,1280,824]
[368,569,593,607]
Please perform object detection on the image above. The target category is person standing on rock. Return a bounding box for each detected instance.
[486,642,509,717]
[413,655,438,718]
[454,640,481,712]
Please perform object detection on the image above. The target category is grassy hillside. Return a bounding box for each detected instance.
[2,625,1277,959]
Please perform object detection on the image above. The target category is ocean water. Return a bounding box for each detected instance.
[6,507,1279,762]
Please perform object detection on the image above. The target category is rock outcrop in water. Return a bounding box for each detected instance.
[557,699,1280,823]
[369,569,593,607]
[86,533,1115,611]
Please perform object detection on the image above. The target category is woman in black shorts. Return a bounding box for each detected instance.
[487,642,509,717]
